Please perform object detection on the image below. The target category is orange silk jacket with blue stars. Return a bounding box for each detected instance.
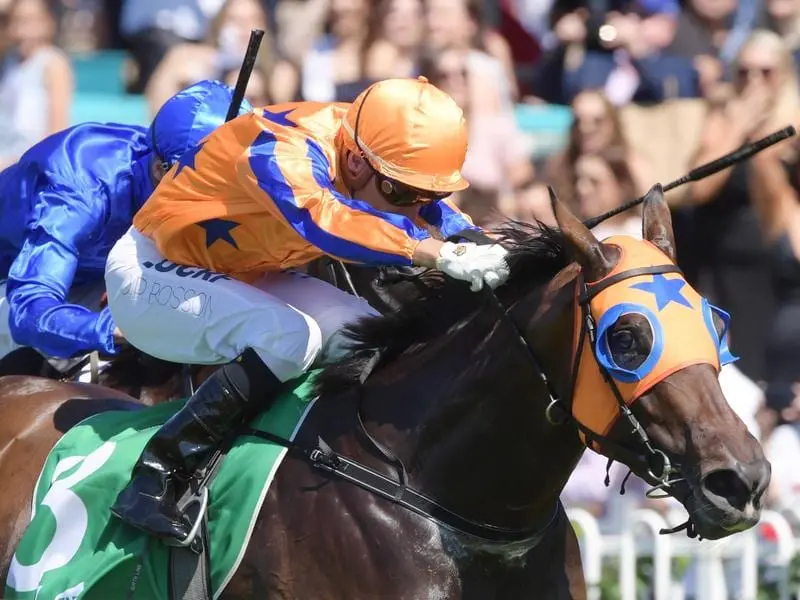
[133,102,477,283]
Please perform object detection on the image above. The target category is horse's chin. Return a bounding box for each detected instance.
[675,483,762,541]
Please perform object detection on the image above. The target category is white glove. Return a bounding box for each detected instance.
[435,241,510,292]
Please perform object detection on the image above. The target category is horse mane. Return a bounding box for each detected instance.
[315,221,572,396]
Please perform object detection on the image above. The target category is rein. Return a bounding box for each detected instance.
[241,302,561,543]
[249,228,693,542]
[451,230,692,536]
[233,232,580,544]
[180,224,703,550]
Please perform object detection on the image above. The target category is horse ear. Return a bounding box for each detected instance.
[549,186,616,281]
[641,183,677,262]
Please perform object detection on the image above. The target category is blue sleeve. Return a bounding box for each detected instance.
[5,186,117,358]
[418,200,481,240]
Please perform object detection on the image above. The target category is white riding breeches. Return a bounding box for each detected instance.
[104,227,379,382]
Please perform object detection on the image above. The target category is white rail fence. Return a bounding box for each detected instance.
[567,507,800,600]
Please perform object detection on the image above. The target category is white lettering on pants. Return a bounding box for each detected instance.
[105,226,379,380]
[120,276,212,318]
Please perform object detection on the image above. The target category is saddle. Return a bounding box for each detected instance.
[306,256,427,313]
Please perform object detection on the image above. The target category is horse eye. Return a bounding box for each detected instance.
[610,329,636,353]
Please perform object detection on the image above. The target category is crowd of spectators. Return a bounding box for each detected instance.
[1,0,800,559]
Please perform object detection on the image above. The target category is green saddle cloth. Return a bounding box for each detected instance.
[5,370,319,600]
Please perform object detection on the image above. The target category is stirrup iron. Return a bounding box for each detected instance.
[167,487,209,549]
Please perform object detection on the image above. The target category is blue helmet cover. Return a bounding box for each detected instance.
[149,79,253,167]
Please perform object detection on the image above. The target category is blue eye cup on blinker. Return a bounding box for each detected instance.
[594,299,738,385]
[594,303,664,383]
[701,298,738,366]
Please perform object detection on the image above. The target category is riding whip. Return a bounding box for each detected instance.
[225,28,265,122]
[584,124,797,229]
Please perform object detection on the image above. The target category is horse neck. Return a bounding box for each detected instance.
[358,280,585,533]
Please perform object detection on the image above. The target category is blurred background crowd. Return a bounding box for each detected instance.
[2,0,800,551]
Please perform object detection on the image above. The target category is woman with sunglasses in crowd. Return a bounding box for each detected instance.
[678,29,800,383]
[741,30,800,518]
[101,76,509,546]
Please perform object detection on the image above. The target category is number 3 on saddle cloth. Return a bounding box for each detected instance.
[4,372,320,600]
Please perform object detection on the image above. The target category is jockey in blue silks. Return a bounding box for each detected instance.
[0,80,252,371]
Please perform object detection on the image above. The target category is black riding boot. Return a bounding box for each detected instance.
[110,349,283,544]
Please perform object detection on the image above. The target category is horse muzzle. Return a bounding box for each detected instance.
[687,458,771,540]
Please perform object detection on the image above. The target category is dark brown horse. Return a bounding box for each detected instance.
[0,187,770,598]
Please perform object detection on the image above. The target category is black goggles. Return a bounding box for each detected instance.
[353,86,452,207]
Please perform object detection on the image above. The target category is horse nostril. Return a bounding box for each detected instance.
[702,469,751,512]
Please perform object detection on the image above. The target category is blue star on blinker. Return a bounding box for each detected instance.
[198,219,240,249]
[263,108,297,127]
[630,274,693,311]
[173,142,205,178]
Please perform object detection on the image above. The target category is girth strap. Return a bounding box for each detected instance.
[168,519,212,600]
[166,439,231,600]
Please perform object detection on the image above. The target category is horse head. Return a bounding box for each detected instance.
[315,182,769,553]
[547,183,769,540]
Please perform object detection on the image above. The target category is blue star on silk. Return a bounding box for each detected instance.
[263,108,297,127]
[630,274,693,311]
[173,142,205,178]
[198,219,240,249]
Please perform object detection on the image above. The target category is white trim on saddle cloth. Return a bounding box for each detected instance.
[10,385,319,600]
[215,397,318,598]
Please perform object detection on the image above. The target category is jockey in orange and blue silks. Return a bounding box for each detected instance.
[130,94,488,278]
[0,79,250,376]
[105,76,511,545]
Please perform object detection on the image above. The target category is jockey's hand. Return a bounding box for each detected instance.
[435,241,510,292]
